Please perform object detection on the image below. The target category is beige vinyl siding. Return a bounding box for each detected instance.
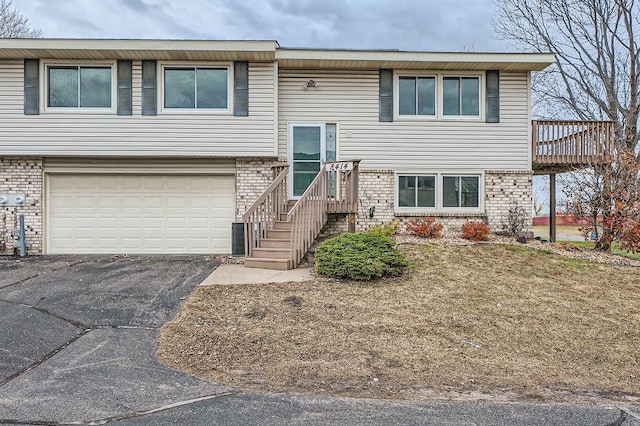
[0,61,276,157]
[278,69,530,171]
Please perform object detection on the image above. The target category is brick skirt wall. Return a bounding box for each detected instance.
[1,158,43,255]
[321,169,533,236]
[235,158,283,221]
[0,157,532,255]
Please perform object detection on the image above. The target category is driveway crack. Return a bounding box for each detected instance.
[617,405,640,422]
[0,259,87,291]
[0,329,89,387]
[0,298,165,389]
[87,391,238,425]
[0,391,239,425]
[603,409,629,426]
[0,297,92,387]
[0,298,87,329]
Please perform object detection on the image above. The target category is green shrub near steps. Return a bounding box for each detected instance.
[315,232,409,280]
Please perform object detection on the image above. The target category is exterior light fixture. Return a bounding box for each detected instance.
[304,79,318,88]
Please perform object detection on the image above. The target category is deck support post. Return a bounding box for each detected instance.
[348,213,356,233]
[549,173,557,243]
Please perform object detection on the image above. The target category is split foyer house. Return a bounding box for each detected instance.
[0,39,613,269]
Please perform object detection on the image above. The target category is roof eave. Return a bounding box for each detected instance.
[0,39,279,61]
[275,49,555,71]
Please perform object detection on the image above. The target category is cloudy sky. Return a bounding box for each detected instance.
[11,0,512,52]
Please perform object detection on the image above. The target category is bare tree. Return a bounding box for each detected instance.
[532,191,545,216]
[495,0,640,152]
[0,0,40,38]
[561,151,640,250]
[496,0,640,252]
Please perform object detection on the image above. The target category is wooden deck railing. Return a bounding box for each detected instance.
[287,168,329,269]
[327,160,360,213]
[287,160,360,269]
[242,166,289,258]
[532,120,615,171]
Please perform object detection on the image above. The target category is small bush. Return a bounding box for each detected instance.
[315,232,409,280]
[461,221,490,241]
[368,220,401,236]
[502,203,527,236]
[406,217,444,238]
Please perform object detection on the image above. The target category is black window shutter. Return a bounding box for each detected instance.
[117,60,133,115]
[234,61,249,116]
[485,70,500,123]
[379,69,393,122]
[141,60,157,116]
[24,59,39,115]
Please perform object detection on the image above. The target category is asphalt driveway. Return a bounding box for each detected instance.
[0,254,228,424]
[0,255,637,425]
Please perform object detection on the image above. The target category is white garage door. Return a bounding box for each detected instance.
[47,174,235,254]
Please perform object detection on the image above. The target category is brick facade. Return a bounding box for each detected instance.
[0,157,532,255]
[1,158,43,255]
[321,169,533,236]
[484,170,533,234]
[235,158,281,220]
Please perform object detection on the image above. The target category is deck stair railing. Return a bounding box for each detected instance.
[286,168,329,268]
[243,161,360,270]
[287,160,360,268]
[242,166,289,259]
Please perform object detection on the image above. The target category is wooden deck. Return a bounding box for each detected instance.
[532,120,615,174]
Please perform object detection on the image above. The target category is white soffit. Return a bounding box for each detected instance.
[275,49,555,71]
[0,39,278,61]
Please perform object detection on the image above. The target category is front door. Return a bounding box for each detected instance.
[289,123,326,199]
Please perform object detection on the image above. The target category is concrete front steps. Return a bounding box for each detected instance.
[244,219,294,270]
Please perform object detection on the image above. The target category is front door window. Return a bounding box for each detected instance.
[290,124,325,198]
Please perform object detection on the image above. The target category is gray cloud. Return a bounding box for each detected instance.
[11,0,509,51]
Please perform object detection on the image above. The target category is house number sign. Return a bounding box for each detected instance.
[325,161,353,172]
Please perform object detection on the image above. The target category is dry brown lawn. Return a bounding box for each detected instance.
[157,244,640,402]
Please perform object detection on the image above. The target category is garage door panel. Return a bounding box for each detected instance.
[75,217,97,229]
[97,218,119,229]
[48,174,235,254]
[75,237,97,249]
[122,178,145,190]
[121,217,142,229]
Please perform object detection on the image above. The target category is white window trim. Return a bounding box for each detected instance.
[439,173,483,212]
[440,75,483,120]
[395,73,438,120]
[41,60,117,114]
[395,172,484,214]
[394,71,484,121]
[159,62,233,115]
[395,174,438,212]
